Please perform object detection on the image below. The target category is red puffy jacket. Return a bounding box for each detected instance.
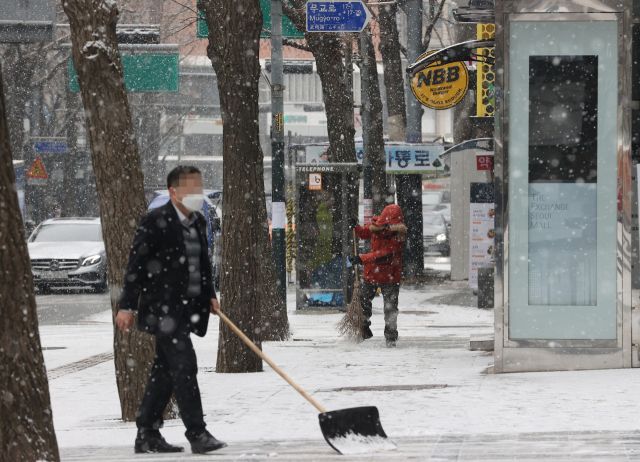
[354,204,406,284]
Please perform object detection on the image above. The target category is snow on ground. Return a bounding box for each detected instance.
[42,285,640,454]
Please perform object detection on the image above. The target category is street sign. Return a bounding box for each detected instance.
[306,144,448,174]
[197,1,304,39]
[477,154,493,171]
[309,173,322,190]
[410,50,470,110]
[69,53,179,93]
[306,0,371,32]
[34,141,67,154]
[26,157,48,180]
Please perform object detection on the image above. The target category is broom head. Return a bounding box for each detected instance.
[338,275,364,342]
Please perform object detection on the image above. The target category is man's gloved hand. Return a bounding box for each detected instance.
[351,255,362,266]
[348,218,359,229]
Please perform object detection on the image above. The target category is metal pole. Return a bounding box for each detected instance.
[271,0,287,303]
[360,28,373,253]
[403,0,424,279]
[345,40,354,132]
[28,85,41,223]
[406,0,422,144]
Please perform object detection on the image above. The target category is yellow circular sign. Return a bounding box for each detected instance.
[410,51,469,110]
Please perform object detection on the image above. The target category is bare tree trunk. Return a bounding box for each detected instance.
[62,0,157,422]
[283,3,357,165]
[1,45,44,225]
[422,0,447,52]
[0,62,60,462]
[198,0,289,373]
[0,45,40,164]
[378,3,407,143]
[283,2,359,263]
[361,27,387,215]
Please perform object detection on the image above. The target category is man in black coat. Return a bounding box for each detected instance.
[115,165,226,454]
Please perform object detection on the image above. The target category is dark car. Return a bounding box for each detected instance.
[28,218,108,292]
[423,212,450,256]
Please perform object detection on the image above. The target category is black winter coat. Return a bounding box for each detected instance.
[119,201,216,337]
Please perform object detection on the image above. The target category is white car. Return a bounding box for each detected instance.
[28,218,108,292]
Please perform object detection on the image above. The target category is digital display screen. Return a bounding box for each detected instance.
[527,56,598,306]
[528,56,598,183]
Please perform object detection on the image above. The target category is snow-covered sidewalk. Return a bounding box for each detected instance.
[41,284,640,460]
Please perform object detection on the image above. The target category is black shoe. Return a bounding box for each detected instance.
[134,431,184,453]
[190,431,228,454]
[386,338,396,348]
[363,326,373,340]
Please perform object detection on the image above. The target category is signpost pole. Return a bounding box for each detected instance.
[401,0,424,279]
[271,0,287,304]
[28,85,41,223]
[360,28,372,252]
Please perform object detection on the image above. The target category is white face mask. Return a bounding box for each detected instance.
[179,193,203,212]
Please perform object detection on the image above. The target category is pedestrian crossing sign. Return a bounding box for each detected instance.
[26,156,48,179]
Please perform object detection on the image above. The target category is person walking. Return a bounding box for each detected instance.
[350,204,406,347]
[115,165,227,454]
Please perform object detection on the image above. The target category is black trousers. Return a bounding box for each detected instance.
[361,279,400,340]
[136,311,206,442]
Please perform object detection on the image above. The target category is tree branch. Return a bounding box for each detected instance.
[167,0,199,15]
[261,28,311,52]
[422,0,447,52]
[282,1,305,30]
[283,38,311,52]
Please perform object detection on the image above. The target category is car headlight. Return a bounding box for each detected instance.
[81,254,102,266]
[436,233,447,242]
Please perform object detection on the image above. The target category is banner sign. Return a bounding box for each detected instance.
[469,183,494,288]
[305,144,447,174]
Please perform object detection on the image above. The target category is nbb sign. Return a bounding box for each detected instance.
[410,50,469,110]
[417,66,461,87]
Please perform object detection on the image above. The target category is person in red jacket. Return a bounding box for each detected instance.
[350,204,406,347]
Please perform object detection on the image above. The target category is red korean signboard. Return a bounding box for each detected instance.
[477,155,493,171]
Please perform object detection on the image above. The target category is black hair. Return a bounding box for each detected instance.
[167,165,202,189]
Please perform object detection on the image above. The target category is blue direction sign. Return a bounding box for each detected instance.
[34,141,67,154]
[306,0,372,32]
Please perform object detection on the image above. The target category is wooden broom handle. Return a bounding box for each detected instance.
[353,228,359,272]
[216,310,327,414]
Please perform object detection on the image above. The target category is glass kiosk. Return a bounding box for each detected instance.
[295,163,360,311]
[494,0,633,372]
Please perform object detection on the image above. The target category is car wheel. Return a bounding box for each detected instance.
[441,248,451,257]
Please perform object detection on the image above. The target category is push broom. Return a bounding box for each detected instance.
[216,309,396,455]
[338,229,364,342]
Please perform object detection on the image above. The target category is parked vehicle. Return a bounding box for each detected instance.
[28,218,108,292]
[423,190,451,224]
[423,212,450,256]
